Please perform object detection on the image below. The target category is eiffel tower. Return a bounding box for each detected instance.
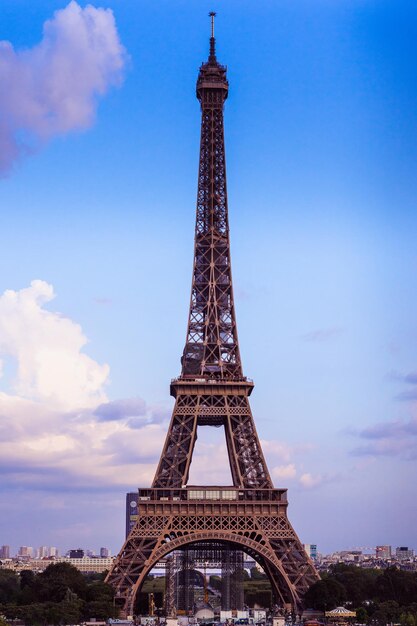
[106,13,319,616]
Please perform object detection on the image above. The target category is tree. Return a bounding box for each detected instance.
[20,571,35,590]
[375,568,417,606]
[0,570,20,604]
[329,564,377,605]
[0,566,119,624]
[372,600,400,625]
[37,563,87,602]
[209,575,222,592]
[20,602,48,626]
[86,581,114,603]
[355,606,368,623]
[250,567,266,580]
[84,581,116,620]
[55,599,83,625]
[304,578,346,611]
[400,614,416,626]
[20,570,37,605]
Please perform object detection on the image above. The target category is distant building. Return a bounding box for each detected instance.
[304,544,318,561]
[5,556,115,574]
[376,545,392,559]
[126,492,138,538]
[49,547,59,557]
[100,547,110,558]
[62,556,115,573]
[18,546,33,558]
[65,556,114,574]
[0,545,10,559]
[69,549,84,559]
[396,546,414,560]
[38,546,49,558]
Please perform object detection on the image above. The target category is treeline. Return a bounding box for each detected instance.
[305,564,417,624]
[0,563,117,625]
[243,567,272,609]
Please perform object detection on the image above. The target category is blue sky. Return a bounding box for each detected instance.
[0,0,417,556]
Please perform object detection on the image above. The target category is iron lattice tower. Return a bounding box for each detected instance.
[106,14,319,616]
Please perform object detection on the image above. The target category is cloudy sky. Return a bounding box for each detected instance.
[1,0,417,556]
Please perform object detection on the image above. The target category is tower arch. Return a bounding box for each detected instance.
[124,533,299,613]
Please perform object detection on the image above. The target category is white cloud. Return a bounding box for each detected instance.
[261,439,292,463]
[0,281,322,497]
[0,280,109,410]
[0,1,127,174]
[272,463,297,480]
[299,472,323,489]
[0,393,166,490]
[0,278,171,492]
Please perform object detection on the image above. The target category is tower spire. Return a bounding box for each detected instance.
[209,11,216,61]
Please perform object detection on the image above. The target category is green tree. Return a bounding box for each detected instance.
[372,601,400,625]
[84,599,115,620]
[0,603,22,620]
[304,578,346,611]
[56,598,83,625]
[250,568,266,580]
[20,602,48,626]
[329,564,377,605]
[375,568,417,606]
[37,563,87,602]
[20,570,37,605]
[355,606,368,623]
[209,575,221,592]
[84,581,116,620]
[400,614,416,626]
[20,571,35,590]
[0,570,20,604]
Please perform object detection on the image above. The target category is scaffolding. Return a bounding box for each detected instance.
[164,542,244,615]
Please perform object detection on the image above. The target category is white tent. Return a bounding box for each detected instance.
[195,607,215,621]
[325,607,356,619]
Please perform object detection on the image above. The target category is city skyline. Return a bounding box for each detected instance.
[1,541,416,560]
[1,0,417,555]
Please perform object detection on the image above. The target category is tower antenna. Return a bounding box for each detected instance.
[209,11,216,38]
[209,11,216,60]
